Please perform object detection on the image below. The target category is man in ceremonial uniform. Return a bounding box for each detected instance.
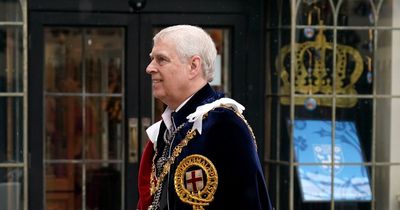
[137,25,273,210]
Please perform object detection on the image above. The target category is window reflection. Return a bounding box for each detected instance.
[338,1,376,27]
[0,0,22,22]
[0,168,23,210]
[265,0,398,209]
[0,97,23,163]
[297,0,334,26]
[206,28,230,94]
[0,1,25,209]
[43,27,124,210]
[0,27,23,93]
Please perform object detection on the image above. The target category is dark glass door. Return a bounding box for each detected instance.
[29,12,140,210]
[43,26,125,210]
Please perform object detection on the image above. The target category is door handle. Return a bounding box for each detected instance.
[140,117,151,155]
[128,118,138,163]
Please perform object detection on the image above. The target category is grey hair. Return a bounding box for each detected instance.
[153,25,217,82]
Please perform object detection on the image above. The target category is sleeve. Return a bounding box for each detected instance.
[204,108,273,210]
[136,141,154,210]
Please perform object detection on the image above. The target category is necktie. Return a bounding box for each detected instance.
[170,111,176,133]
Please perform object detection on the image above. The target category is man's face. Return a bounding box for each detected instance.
[146,38,191,107]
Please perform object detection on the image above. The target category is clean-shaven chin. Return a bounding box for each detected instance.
[151,79,163,88]
[151,80,164,96]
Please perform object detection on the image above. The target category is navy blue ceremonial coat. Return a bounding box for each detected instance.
[155,84,273,210]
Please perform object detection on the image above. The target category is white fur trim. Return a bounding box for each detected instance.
[186,98,245,134]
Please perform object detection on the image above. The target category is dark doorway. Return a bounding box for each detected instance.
[28,7,254,209]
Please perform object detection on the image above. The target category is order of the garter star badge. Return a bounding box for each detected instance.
[174,154,218,210]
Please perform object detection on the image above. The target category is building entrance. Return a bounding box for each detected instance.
[29,10,246,210]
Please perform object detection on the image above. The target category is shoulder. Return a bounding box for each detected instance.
[203,106,254,139]
[203,105,258,149]
[207,106,243,123]
[207,104,247,123]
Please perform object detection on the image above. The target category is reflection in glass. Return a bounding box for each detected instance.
[0,167,23,183]
[45,163,75,191]
[43,27,124,210]
[375,165,400,210]
[266,0,291,28]
[266,0,400,209]
[265,96,285,161]
[46,192,79,210]
[206,28,230,94]
[294,96,333,119]
[267,164,289,210]
[44,28,83,93]
[266,29,291,95]
[84,28,124,93]
[376,29,394,95]
[336,98,372,162]
[0,26,23,93]
[85,97,122,161]
[338,0,375,27]
[295,164,371,201]
[377,0,393,27]
[0,97,23,163]
[45,96,83,160]
[376,98,400,163]
[86,164,121,210]
[292,120,372,201]
[0,0,22,22]
[0,1,25,210]
[45,163,80,210]
[276,27,365,108]
[0,168,23,210]
[296,0,334,26]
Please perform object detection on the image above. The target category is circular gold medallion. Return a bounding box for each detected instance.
[174,154,218,208]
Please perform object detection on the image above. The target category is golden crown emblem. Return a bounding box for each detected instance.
[276,22,364,108]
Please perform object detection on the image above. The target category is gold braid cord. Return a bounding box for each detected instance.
[150,129,197,195]
[219,104,258,150]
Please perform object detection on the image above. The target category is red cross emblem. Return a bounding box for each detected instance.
[185,169,204,192]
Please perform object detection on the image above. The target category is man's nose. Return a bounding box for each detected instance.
[145,61,156,74]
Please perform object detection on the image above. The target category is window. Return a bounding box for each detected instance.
[43,27,125,210]
[0,0,26,210]
[265,1,400,209]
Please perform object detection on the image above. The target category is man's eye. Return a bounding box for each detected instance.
[157,57,167,64]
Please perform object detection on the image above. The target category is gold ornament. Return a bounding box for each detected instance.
[174,154,218,210]
[276,21,364,108]
[150,129,197,195]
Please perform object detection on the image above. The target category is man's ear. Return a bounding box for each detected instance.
[188,55,202,79]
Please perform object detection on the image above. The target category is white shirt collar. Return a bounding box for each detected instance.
[161,95,193,132]
[146,96,193,149]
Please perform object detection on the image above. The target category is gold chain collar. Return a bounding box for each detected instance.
[150,129,197,195]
